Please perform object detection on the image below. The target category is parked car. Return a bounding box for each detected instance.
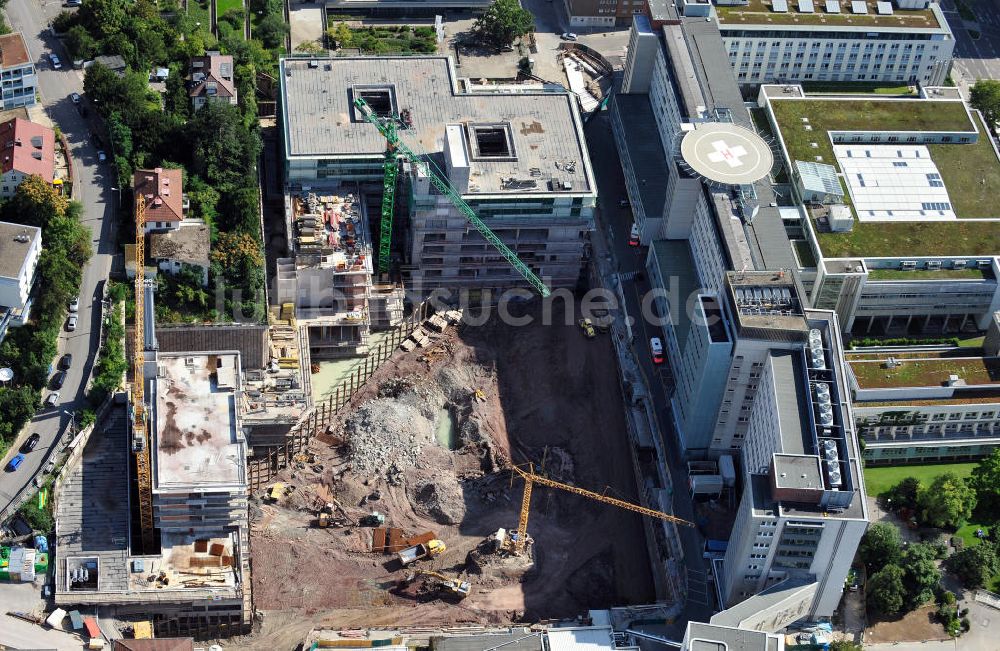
[97,150,107,163]
[628,223,640,247]
[560,32,578,41]
[650,337,665,365]
[65,0,82,6]
[66,314,78,331]
[49,54,62,69]
[45,392,61,407]
[619,198,630,208]
[51,370,66,390]
[69,297,79,312]
[21,433,41,453]
[59,353,73,370]
[70,92,81,104]
[6,454,25,471]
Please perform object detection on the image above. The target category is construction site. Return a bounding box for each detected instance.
[244,306,660,648]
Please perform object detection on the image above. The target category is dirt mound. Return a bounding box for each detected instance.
[406,473,466,525]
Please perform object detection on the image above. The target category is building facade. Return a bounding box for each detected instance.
[716,1,954,87]
[188,51,237,111]
[0,33,37,110]
[0,117,55,197]
[135,168,187,233]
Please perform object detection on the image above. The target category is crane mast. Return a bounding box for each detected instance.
[133,193,155,552]
[509,464,694,554]
[354,97,551,298]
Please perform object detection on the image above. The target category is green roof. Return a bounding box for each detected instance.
[851,357,1000,389]
[867,267,992,281]
[768,97,1000,258]
[716,0,942,29]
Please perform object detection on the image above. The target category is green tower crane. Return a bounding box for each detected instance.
[354,97,551,298]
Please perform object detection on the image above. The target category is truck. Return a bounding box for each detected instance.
[397,539,445,566]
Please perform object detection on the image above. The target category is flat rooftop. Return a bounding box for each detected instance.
[850,356,1000,389]
[126,531,238,593]
[686,622,779,651]
[770,351,812,456]
[767,94,1000,258]
[280,56,594,196]
[152,353,247,491]
[0,220,39,281]
[727,271,809,334]
[715,0,944,29]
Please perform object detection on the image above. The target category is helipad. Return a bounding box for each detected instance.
[680,122,773,186]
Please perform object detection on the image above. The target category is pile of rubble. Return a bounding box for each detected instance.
[342,396,435,482]
[400,310,464,351]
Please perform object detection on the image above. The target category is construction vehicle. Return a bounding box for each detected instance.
[403,569,471,599]
[502,463,695,554]
[359,511,385,527]
[397,539,446,566]
[354,97,550,297]
[578,318,596,338]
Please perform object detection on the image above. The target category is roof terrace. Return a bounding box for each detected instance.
[766,93,1000,258]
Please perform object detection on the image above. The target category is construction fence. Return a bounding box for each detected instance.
[247,300,431,490]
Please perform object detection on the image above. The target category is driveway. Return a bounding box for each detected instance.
[0,0,116,518]
[938,0,1000,94]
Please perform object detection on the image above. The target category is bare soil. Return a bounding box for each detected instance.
[865,604,950,644]
[244,305,653,647]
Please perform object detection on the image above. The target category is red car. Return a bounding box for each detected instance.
[628,223,640,247]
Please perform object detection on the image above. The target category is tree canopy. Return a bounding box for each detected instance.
[918,472,976,529]
[946,542,1000,589]
[971,80,1000,133]
[472,0,534,48]
[900,543,941,610]
[971,448,1000,518]
[867,564,906,617]
[859,522,902,572]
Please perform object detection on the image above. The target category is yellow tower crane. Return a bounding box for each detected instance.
[507,463,695,554]
[132,192,155,552]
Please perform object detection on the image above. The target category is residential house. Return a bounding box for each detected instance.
[0,117,55,198]
[134,167,186,233]
[0,33,36,110]
[188,51,237,111]
[149,223,211,286]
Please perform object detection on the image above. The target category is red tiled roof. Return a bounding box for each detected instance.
[0,33,30,68]
[0,118,55,182]
[188,52,236,100]
[134,167,184,223]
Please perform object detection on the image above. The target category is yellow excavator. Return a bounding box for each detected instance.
[403,569,471,599]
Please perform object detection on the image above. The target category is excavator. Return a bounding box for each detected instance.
[401,569,471,599]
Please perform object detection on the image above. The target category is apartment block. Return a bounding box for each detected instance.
[848,349,1000,465]
[0,33,37,110]
[713,0,954,86]
[759,84,1000,336]
[279,56,596,298]
[0,117,55,197]
[0,220,40,342]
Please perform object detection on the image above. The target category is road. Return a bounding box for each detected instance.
[0,0,116,518]
[584,111,712,634]
[939,0,1000,92]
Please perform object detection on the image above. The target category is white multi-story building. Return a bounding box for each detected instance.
[279,56,597,297]
[0,33,37,110]
[0,220,41,342]
[714,0,954,86]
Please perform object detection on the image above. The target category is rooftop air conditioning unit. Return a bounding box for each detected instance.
[901,261,916,268]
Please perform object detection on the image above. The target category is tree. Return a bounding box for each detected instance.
[900,543,941,610]
[472,0,534,48]
[0,386,39,442]
[859,522,902,572]
[971,80,1000,133]
[3,174,69,231]
[885,476,921,512]
[188,102,261,194]
[946,543,1000,589]
[65,25,99,60]
[918,473,977,529]
[867,564,906,617]
[256,13,288,49]
[971,448,1000,518]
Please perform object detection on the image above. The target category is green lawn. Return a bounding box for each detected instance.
[217,0,244,15]
[801,81,917,96]
[927,114,1000,218]
[863,462,978,498]
[955,522,991,548]
[188,0,212,32]
[716,0,940,27]
[867,267,990,280]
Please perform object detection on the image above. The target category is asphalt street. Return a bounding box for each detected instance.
[0,0,115,517]
[939,0,1000,91]
[584,111,713,631]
